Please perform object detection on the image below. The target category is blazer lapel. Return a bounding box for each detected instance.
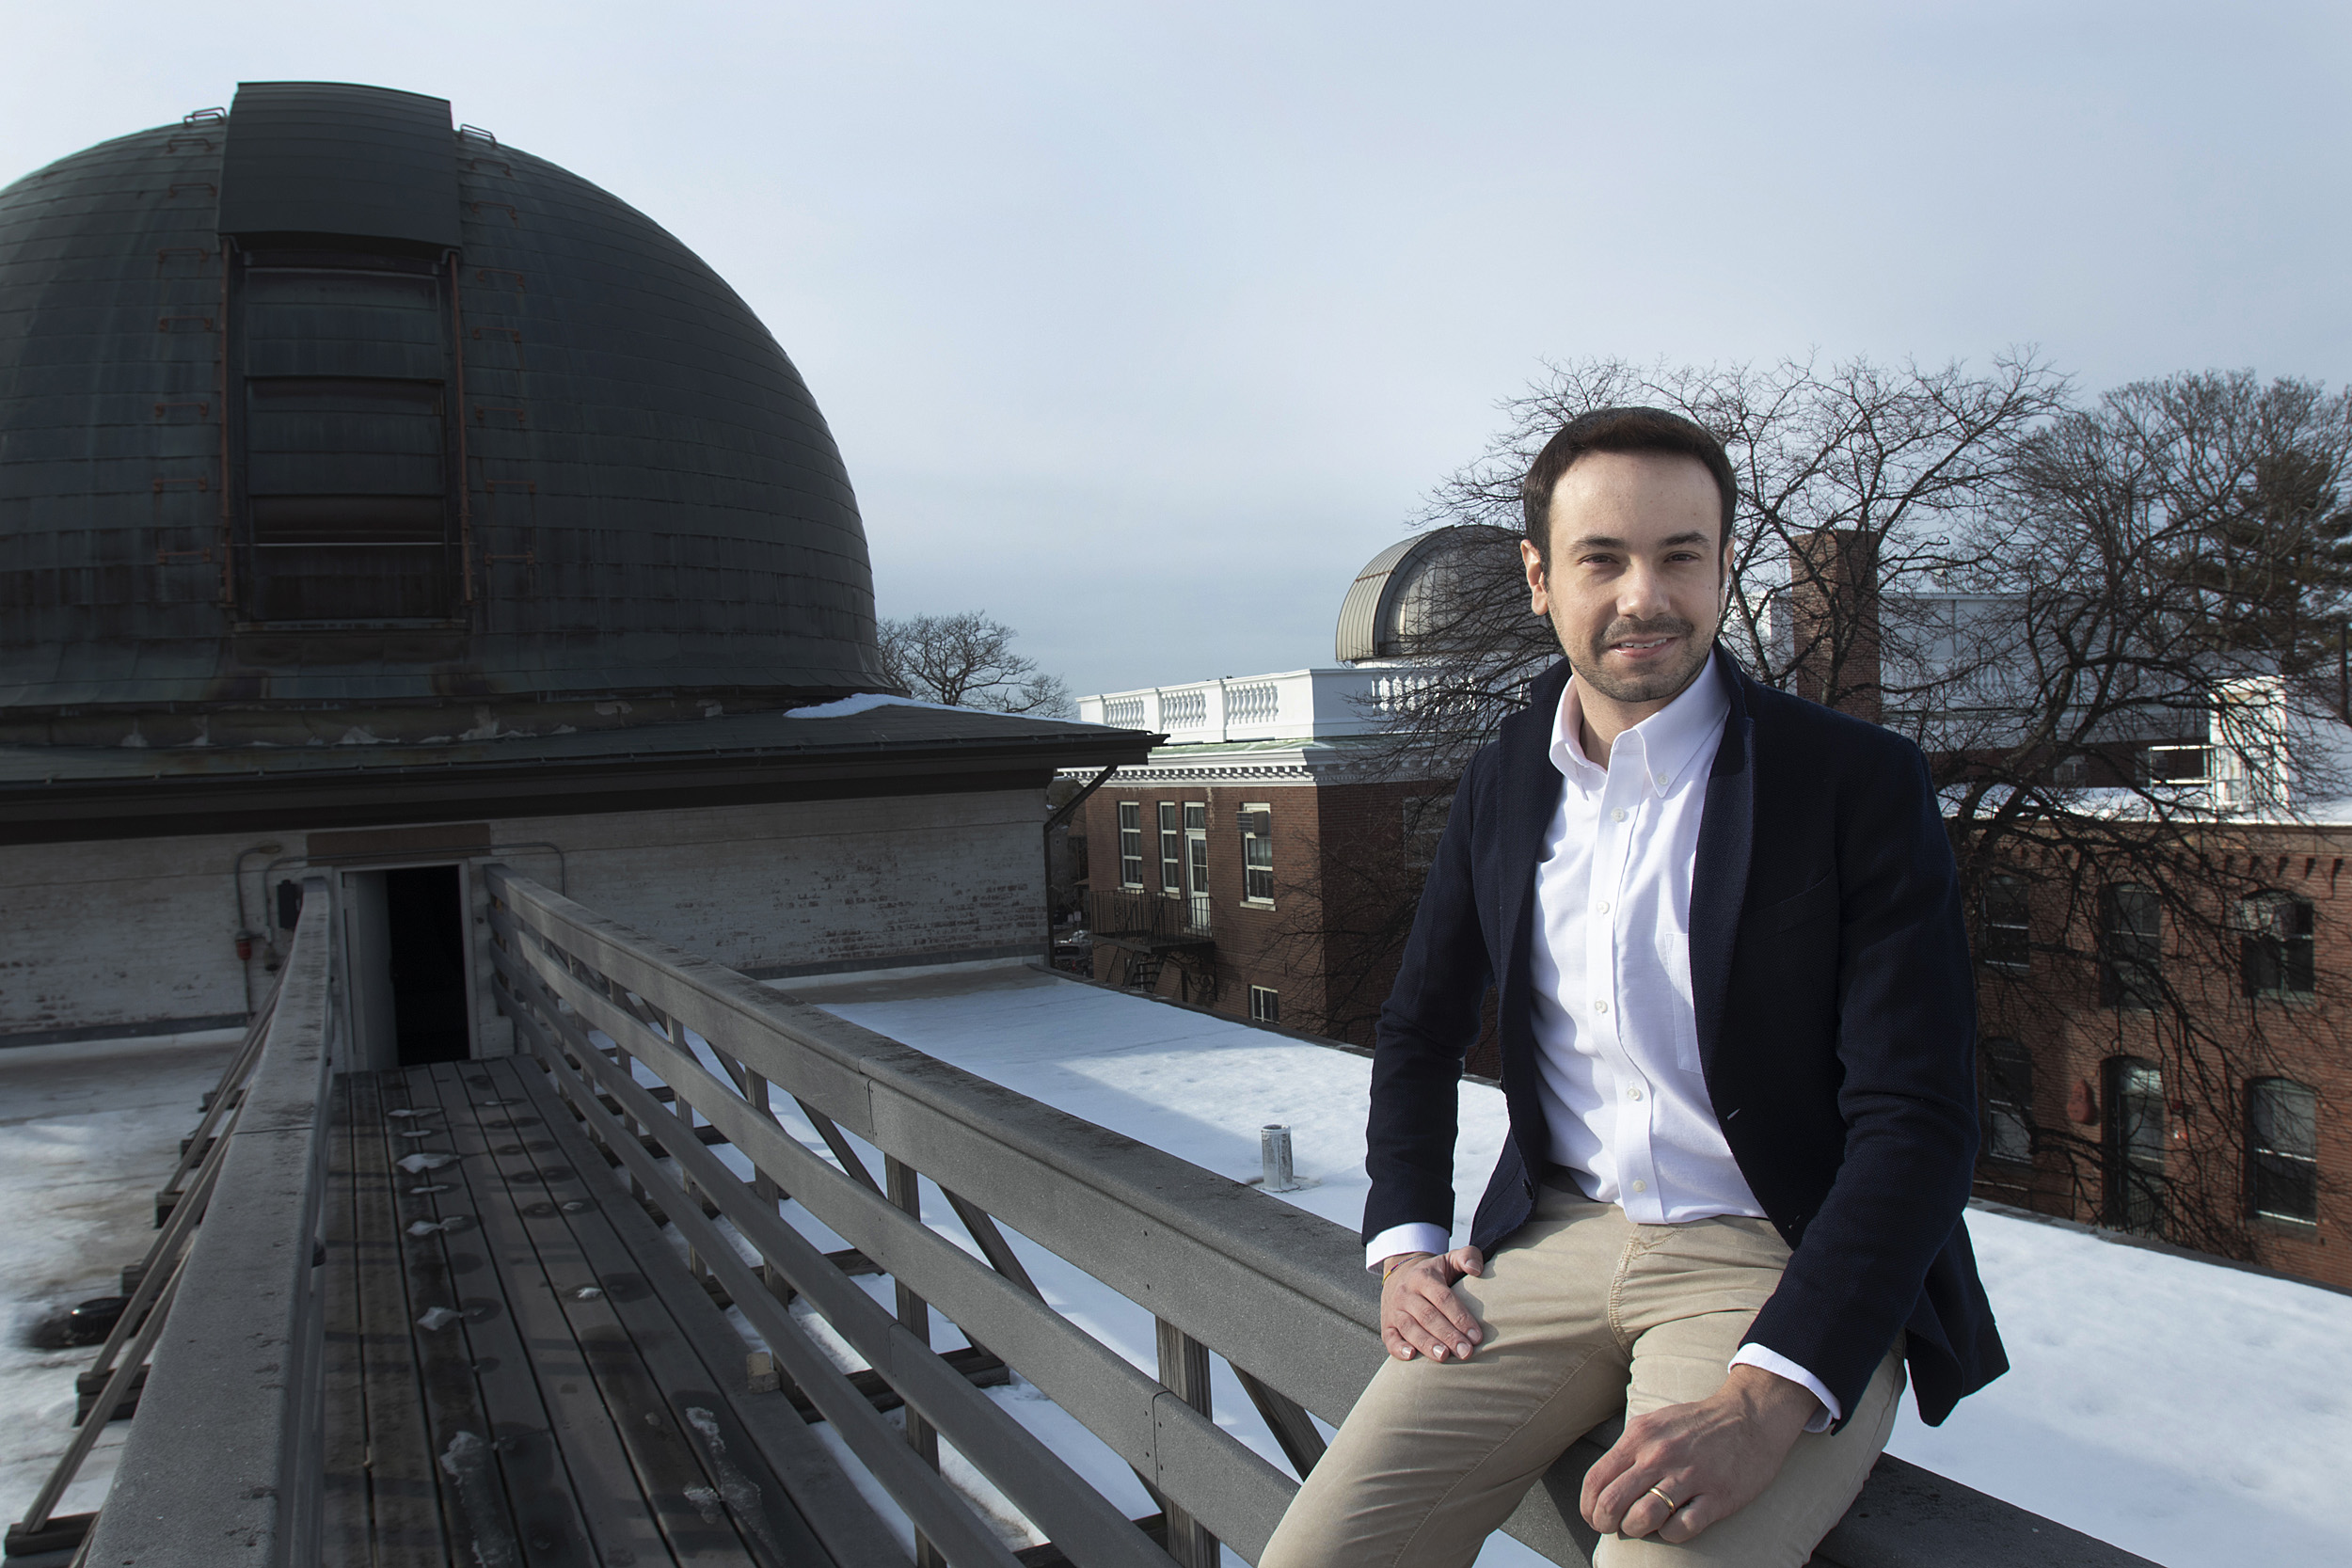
[1690,656,1756,1072]
[1494,660,1572,1000]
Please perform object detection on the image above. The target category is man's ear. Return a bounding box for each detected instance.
[1520,537,1549,618]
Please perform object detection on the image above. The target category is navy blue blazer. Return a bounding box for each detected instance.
[1366,652,2006,1427]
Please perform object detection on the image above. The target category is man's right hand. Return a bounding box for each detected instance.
[1378,1245,1486,1363]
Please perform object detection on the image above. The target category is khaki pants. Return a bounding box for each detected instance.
[1262,1187,1903,1568]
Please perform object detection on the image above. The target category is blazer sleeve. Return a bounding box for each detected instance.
[1362,748,1497,1244]
[1740,738,1981,1420]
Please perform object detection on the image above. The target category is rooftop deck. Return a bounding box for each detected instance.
[8,871,2164,1568]
[321,1058,897,1567]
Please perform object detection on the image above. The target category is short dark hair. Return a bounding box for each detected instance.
[1520,405,1737,558]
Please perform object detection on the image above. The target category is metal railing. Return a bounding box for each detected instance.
[20,877,342,1568]
[1084,887,1211,944]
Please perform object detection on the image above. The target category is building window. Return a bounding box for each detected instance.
[2100,884,2163,1010]
[1403,794,1454,869]
[1158,802,1183,894]
[1980,875,2030,972]
[1183,803,1211,935]
[2104,1055,2167,1235]
[1980,1037,2034,1164]
[2248,1078,2319,1225]
[2239,892,2316,1000]
[1239,804,1274,903]
[1118,802,1143,888]
[1249,986,1280,1024]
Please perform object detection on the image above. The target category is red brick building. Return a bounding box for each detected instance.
[1070,752,1443,1043]
[1069,536,1469,1045]
[1963,827,2350,1291]
[1075,527,2349,1291]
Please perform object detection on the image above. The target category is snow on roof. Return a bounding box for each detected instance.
[784,692,977,719]
[785,963,2352,1568]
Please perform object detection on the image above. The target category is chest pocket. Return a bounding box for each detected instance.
[1742,873,1840,941]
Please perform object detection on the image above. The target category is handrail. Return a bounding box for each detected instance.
[1085,887,1212,943]
[483,866,2153,1568]
[487,865,1313,1564]
[79,875,341,1568]
[8,968,281,1556]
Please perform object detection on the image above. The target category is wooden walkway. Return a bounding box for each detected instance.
[319,1056,903,1568]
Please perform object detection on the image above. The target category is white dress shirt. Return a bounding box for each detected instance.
[1366,655,1841,1425]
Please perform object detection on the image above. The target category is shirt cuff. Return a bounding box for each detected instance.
[1364,1222,1452,1273]
[1728,1344,1841,1433]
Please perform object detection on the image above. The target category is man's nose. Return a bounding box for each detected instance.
[1617,561,1672,620]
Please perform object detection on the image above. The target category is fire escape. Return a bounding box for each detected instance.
[1086,887,1216,1002]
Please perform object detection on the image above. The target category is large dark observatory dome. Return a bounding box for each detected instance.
[0,81,885,731]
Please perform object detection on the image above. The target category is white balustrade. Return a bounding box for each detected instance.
[1080,668,1405,742]
[1222,682,1280,727]
[1159,689,1211,730]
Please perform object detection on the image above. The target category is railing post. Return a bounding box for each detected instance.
[1154,1320,1219,1568]
[666,1015,714,1282]
[888,1156,948,1568]
[743,1069,793,1307]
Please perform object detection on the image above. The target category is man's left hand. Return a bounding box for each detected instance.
[1579,1364,1821,1544]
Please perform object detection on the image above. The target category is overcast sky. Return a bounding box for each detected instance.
[7,2,2349,696]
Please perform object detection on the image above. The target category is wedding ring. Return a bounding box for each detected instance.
[1646,1484,1678,1513]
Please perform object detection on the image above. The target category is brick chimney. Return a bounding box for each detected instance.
[1788,528,1883,722]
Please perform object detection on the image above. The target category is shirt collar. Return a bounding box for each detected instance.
[1549,651,1730,795]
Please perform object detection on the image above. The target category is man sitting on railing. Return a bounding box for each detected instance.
[1262,410,2004,1567]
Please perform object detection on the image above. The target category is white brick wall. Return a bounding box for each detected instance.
[0,787,1047,1042]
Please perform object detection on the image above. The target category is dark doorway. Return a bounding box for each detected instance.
[386,864,469,1064]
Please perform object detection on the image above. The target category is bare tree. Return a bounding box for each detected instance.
[1284,354,2073,1044]
[1375,353,2072,774]
[1940,371,2352,1259]
[878,611,1074,716]
[1299,359,2352,1262]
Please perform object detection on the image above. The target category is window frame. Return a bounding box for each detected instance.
[1158,801,1184,895]
[1117,801,1144,889]
[1182,803,1211,935]
[1238,802,1274,905]
[1979,1036,2035,1165]
[2103,1054,2167,1235]
[2100,883,2164,1011]
[2238,891,2316,1002]
[2247,1077,2319,1227]
[1248,985,1280,1024]
[1979,874,2031,973]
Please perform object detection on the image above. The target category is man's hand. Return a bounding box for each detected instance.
[1378,1245,1486,1362]
[1579,1364,1820,1543]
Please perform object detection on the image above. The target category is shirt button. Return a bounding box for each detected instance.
[1594,899,1611,914]
[1631,1180,1648,1193]
[1610,808,1628,823]
[1653,773,1668,788]
[1628,1086,1643,1101]
[1592,999,1609,1014]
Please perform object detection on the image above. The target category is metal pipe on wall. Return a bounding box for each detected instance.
[1041,766,1118,965]
[229,841,281,1013]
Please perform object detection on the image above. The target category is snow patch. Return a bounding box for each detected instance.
[801,968,2352,1568]
[785,692,971,719]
